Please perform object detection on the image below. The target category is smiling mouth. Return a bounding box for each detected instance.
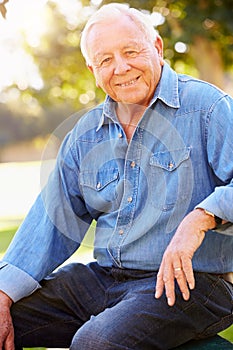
[117,76,140,87]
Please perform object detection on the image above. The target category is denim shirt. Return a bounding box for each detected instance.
[1,63,233,302]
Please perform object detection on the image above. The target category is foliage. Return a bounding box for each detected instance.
[100,0,233,75]
[0,0,233,147]
[26,2,105,111]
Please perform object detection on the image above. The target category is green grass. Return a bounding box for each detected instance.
[1,222,232,345]
[220,326,233,343]
[0,227,18,253]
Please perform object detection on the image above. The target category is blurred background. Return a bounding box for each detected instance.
[0,0,233,164]
[0,0,232,342]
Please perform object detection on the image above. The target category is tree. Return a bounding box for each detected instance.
[25,2,105,112]
[99,0,233,89]
[1,0,232,147]
[25,0,233,115]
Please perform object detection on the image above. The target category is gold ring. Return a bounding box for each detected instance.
[174,267,182,271]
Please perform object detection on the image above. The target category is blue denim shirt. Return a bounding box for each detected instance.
[1,63,233,302]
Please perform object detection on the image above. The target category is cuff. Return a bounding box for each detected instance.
[195,196,233,236]
[0,261,41,302]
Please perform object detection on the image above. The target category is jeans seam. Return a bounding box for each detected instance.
[19,318,79,338]
[198,313,233,339]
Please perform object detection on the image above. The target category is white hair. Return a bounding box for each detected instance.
[80,3,158,65]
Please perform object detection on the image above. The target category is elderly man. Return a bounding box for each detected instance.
[0,3,232,350]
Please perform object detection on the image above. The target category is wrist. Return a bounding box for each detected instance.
[194,208,217,230]
[196,208,223,230]
[0,290,13,308]
[203,209,222,229]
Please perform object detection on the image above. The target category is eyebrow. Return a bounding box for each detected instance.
[92,41,142,63]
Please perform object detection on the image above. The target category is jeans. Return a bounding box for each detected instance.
[11,262,233,350]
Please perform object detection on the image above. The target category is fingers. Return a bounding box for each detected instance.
[154,210,207,306]
[181,255,195,290]
[174,265,190,303]
[155,261,165,300]
[155,260,176,306]
[155,254,195,307]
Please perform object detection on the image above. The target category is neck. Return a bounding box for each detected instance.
[116,103,147,140]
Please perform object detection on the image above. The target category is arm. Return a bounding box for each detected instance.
[198,94,233,233]
[0,130,92,302]
[0,291,14,350]
[156,94,233,305]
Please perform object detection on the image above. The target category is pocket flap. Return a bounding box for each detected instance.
[150,147,191,171]
[80,167,119,190]
[0,262,8,269]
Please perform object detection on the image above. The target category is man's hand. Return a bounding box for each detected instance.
[0,291,14,350]
[155,209,216,306]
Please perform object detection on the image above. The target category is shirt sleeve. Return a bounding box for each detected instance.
[196,94,233,235]
[0,262,41,302]
[0,130,93,302]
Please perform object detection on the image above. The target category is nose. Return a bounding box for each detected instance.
[114,56,131,75]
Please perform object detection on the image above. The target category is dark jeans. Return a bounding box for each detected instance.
[11,262,233,350]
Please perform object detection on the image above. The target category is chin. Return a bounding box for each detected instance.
[117,95,147,105]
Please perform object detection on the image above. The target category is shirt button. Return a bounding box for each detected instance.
[127,196,133,203]
[96,182,101,189]
[168,163,174,169]
[130,161,136,168]
[119,229,124,235]
[118,133,123,138]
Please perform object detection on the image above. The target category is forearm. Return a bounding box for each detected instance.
[0,290,15,350]
[0,290,13,308]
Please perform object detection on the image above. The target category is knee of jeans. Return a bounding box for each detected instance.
[70,324,115,350]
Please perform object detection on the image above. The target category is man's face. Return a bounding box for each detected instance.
[87,15,164,107]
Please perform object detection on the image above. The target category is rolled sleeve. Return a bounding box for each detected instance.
[196,188,233,236]
[0,261,41,302]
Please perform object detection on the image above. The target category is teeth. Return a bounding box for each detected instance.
[119,78,138,87]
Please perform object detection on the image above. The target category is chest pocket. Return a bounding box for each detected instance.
[149,147,191,171]
[148,147,192,210]
[79,167,120,213]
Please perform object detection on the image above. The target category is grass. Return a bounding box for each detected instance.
[221,326,233,343]
[1,222,232,345]
[0,226,18,254]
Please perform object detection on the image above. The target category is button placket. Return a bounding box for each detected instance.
[108,124,143,266]
[127,196,133,203]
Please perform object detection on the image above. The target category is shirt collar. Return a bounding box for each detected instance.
[150,62,180,109]
[96,62,180,131]
[96,96,118,131]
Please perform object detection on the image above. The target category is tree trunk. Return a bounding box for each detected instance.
[190,35,224,89]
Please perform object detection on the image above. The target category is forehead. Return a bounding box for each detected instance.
[87,15,147,58]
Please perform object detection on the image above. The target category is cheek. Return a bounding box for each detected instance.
[94,69,110,88]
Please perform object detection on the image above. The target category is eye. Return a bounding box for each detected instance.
[100,57,112,66]
[125,50,138,57]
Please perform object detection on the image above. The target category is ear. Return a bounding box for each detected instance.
[154,35,164,65]
[87,64,100,88]
[87,64,94,74]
